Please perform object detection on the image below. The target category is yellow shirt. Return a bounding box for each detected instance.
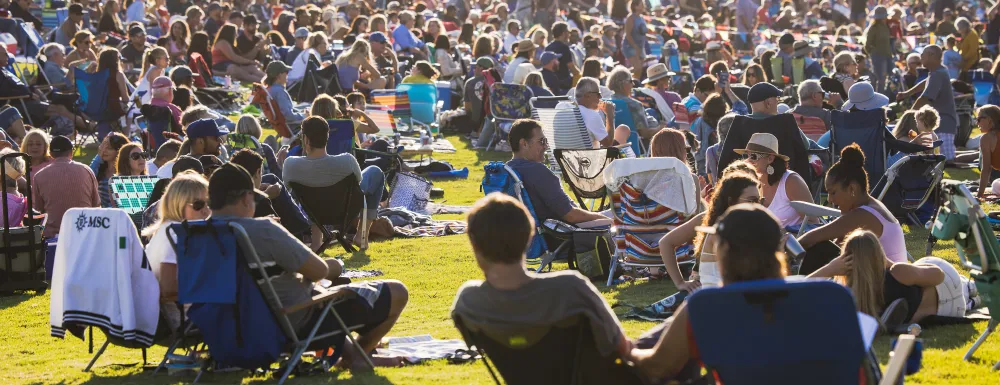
[401,74,435,84]
[958,30,981,72]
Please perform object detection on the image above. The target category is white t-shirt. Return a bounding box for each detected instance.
[557,101,607,147]
[155,160,175,179]
[146,160,160,176]
[145,222,179,280]
[289,48,318,84]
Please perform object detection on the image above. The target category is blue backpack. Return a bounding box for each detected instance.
[481,161,547,259]
[171,220,287,371]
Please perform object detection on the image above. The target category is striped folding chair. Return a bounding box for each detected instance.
[532,96,591,171]
[792,113,828,141]
[487,83,533,151]
[672,102,693,131]
[603,157,700,286]
[364,106,399,137]
[369,89,414,133]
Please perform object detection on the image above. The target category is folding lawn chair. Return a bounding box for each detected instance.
[482,161,610,275]
[531,96,591,150]
[792,113,828,141]
[488,83,533,151]
[162,220,373,384]
[109,175,158,229]
[250,82,297,139]
[287,175,365,254]
[672,102,692,131]
[718,114,814,197]
[871,154,946,225]
[364,106,400,137]
[830,109,932,184]
[74,67,115,144]
[686,279,916,384]
[0,151,45,293]
[956,97,976,148]
[49,208,154,372]
[370,89,414,133]
[397,83,440,128]
[138,104,179,153]
[608,97,645,157]
[327,119,356,156]
[553,147,620,211]
[969,69,998,107]
[603,157,700,286]
[452,314,645,385]
[926,180,1000,371]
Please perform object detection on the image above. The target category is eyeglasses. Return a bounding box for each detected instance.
[535,136,549,146]
[129,151,149,161]
[743,152,768,161]
[189,200,207,211]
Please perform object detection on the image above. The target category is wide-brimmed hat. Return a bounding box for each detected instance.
[642,63,675,84]
[843,82,889,111]
[871,5,888,20]
[733,132,790,161]
[516,39,536,53]
[793,40,816,58]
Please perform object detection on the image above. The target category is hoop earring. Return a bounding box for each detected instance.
[766,165,774,175]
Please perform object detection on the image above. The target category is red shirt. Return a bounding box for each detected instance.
[31,157,100,238]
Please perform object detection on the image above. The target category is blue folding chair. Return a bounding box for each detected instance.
[872,154,946,227]
[327,119,355,156]
[609,98,644,157]
[969,70,999,106]
[687,279,867,384]
[74,67,113,144]
[831,109,932,185]
[396,83,439,130]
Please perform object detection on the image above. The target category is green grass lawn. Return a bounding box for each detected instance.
[2,132,1000,384]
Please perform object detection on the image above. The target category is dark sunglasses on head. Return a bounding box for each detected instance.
[129,151,149,161]
[190,200,207,211]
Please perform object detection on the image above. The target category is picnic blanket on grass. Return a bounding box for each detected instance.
[397,137,457,153]
[375,335,468,364]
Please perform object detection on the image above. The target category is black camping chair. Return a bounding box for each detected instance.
[554,147,620,211]
[0,151,45,293]
[287,175,364,254]
[453,314,648,385]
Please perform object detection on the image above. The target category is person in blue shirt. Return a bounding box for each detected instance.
[392,11,430,60]
[263,61,305,125]
[943,36,964,79]
[539,51,568,96]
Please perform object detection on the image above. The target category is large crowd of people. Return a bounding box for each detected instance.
[3,0,999,379]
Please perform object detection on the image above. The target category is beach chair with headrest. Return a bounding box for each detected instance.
[871,154,945,225]
[397,83,439,128]
[487,83,533,151]
[553,147,620,211]
[370,89,414,133]
[287,175,365,254]
[532,96,592,170]
[603,157,700,286]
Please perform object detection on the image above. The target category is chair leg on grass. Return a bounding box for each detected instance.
[964,319,998,362]
[329,306,376,370]
[278,301,336,385]
[84,340,111,372]
[606,257,620,287]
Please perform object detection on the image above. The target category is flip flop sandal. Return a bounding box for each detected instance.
[446,349,480,364]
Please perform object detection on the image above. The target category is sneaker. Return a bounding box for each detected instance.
[880,299,910,333]
[967,279,979,299]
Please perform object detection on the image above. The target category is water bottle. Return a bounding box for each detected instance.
[392,132,401,148]
[224,75,232,88]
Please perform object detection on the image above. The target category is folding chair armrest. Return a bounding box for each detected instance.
[282,288,354,314]
[878,334,916,385]
[790,201,842,218]
[0,95,31,100]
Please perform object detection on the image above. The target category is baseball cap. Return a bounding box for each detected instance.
[170,65,196,83]
[778,33,794,46]
[368,31,388,44]
[294,27,310,39]
[50,135,73,155]
[208,163,268,209]
[186,118,229,138]
[540,51,561,66]
[151,76,174,89]
[68,3,84,15]
[475,56,494,69]
[747,82,782,104]
[173,155,204,176]
[265,60,292,80]
[128,25,145,37]
[243,14,258,25]
[696,203,783,255]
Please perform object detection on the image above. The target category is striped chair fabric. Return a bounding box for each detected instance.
[610,181,693,264]
[532,101,591,151]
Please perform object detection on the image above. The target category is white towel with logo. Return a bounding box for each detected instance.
[50,208,159,347]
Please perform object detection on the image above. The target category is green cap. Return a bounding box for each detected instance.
[265,60,292,80]
[475,57,494,69]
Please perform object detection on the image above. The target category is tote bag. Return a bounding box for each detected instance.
[388,172,432,214]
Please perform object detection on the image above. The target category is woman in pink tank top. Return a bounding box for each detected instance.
[798,144,908,262]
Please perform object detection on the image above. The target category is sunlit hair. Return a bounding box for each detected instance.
[694,171,759,256]
[649,128,688,161]
[141,171,209,237]
[20,129,51,161]
[115,142,146,176]
[840,230,887,319]
[236,115,263,138]
[335,39,372,67]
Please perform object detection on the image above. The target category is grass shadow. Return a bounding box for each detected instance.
[62,363,399,385]
[0,290,41,310]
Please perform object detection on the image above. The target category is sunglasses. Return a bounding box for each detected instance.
[743,152,769,161]
[129,151,149,161]
[189,200,207,211]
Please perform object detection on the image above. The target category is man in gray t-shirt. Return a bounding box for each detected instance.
[912,45,958,161]
[208,162,409,369]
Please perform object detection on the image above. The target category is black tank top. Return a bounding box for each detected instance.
[883,270,921,322]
